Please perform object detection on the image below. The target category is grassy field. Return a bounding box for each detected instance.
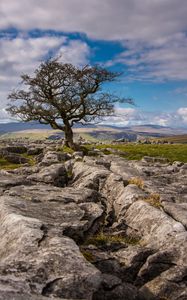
[93,143,187,163]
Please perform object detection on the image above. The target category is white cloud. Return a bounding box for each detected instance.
[57,40,90,66]
[177,107,187,123]
[1,1,187,81]
[100,107,187,128]
[107,33,187,81]
[1,0,187,42]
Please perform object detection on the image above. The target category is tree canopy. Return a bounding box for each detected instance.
[7,58,133,149]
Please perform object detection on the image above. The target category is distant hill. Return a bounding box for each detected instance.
[158,134,187,144]
[0,122,51,134]
[0,121,187,142]
[0,121,97,134]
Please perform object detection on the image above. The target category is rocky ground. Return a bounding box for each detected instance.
[0,140,186,300]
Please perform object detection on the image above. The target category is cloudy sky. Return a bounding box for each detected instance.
[1,0,187,127]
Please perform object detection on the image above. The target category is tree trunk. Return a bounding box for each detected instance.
[64,122,76,149]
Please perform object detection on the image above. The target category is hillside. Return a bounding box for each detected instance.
[158,134,187,144]
[1,122,187,142]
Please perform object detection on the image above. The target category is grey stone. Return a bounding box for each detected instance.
[27,163,68,187]
[73,151,84,158]
[39,151,70,166]
[27,147,43,155]
[162,201,187,229]
[1,140,187,299]
[124,200,185,247]
[181,163,187,170]
[5,184,104,241]
[0,190,102,298]
[3,153,29,164]
[0,174,29,189]
[142,156,169,164]
[72,161,110,190]
[0,145,27,154]
[110,158,140,180]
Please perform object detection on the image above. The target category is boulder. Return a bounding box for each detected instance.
[5,185,104,241]
[72,151,84,158]
[0,145,27,154]
[72,161,110,190]
[27,146,44,155]
[27,163,68,187]
[162,201,187,229]
[110,158,140,181]
[0,189,103,298]
[112,246,154,283]
[93,274,140,300]
[0,173,30,189]
[39,151,71,166]
[113,184,147,219]
[11,165,40,175]
[140,265,187,300]
[2,153,29,164]
[124,200,185,247]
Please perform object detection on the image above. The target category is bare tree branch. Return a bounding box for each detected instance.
[7,57,134,149]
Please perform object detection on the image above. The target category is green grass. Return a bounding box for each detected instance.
[57,145,75,154]
[90,143,187,163]
[0,157,22,170]
[21,153,37,166]
[0,152,37,170]
[84,232,140,248]
[80,249,95,262]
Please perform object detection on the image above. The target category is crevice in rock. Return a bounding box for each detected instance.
[136,262,177,288]
[41,277,62,296]
[37,224,48,247]
[63,211,106,245]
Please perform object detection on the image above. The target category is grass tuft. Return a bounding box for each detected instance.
[80,249,95,262]
[143,193,162,209]
[84,232,140,248]
[128,177,144,189]
[57,146,74,154]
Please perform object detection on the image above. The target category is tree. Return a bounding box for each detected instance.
[7,58,133,149]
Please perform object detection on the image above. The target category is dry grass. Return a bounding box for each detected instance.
[128,177,144,189]
[143,193,162,209]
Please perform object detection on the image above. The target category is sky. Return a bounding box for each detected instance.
[0,0,187,127]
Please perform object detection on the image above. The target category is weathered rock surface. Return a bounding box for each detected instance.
[0,185,104,299]
[0,141,186,299]
[0,145,27,154]
[2,152,29,164]
[71,161,110,190]
[39,151,71,166]
[27,163,68,187]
